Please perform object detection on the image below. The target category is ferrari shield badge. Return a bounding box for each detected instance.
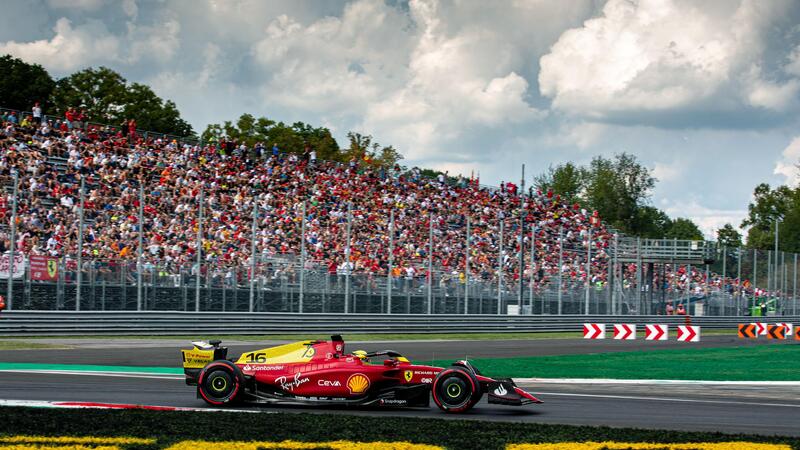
[404,370,413,382]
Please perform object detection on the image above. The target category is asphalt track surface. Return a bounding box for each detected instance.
[1,336,799,436]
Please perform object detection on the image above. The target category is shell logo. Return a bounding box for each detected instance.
[346,373,370,394]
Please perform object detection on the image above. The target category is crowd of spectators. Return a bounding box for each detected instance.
[0,106,773,301]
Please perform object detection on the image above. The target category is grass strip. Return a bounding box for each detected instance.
[436,345,800,381]
[6,329,736,342]
[0,406,797,450]
[0,341,71,350]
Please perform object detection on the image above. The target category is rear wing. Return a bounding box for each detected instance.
[181,340,228,385]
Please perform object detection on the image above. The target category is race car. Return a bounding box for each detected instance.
[181,335,541,413]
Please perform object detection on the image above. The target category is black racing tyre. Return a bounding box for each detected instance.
[198,361,243,406]
[431,367,482,413]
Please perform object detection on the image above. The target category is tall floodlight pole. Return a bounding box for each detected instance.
[344,202,352,314]
[794,253,798,316]
[299,201,306,313]
[585,228,592,315]
[7,171,18,310]
[249,198,257,312]
[464,216,470,314]
[557,225,563,315]
[775,219,780,296]
[529,225,536,315]
[753,249,758,310]
[427,212,433,314]
[721,246,727,314]
[195,189,203,312]
[76,177,85,311]
[137,184,144,311]
[518,164,525,309]
[387,209,394,314]
[497,215,504,314]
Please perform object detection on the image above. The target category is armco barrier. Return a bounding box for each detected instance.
[1,312,799,336]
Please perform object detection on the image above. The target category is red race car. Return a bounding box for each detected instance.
[181,335,541,413]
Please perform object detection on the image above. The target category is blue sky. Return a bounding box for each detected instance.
[3,0,800,238]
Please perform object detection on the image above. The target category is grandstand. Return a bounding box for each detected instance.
[0,106,796,316]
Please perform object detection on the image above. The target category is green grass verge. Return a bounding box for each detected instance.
[6,329,736,342]
[437,345,800,381]
[0,407,797,449]
[0,340,71,350]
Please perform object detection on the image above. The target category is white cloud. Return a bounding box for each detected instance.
[774,136,800,186]
[538,0,798,121]
[46,0,104,10]
[122,0,138,19]
[652,162,680,182]
[127,19,181,64]
[661,199,748,239]
[0,18,120,73]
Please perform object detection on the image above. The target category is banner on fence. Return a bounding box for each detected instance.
[0,252,25,279]
[583,323,605,339]
[677,325,701,342]
[613,324,636,340]
[767,324,786,340]
[645,324,668,341]
[738,323,757,339]
[30,256,59,281]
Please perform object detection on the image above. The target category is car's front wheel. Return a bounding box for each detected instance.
[198,361,243,406]
[431,367,481,413]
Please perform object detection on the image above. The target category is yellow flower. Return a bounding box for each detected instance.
[507,442,790,450]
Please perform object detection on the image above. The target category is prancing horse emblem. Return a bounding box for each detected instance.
[404,370,413,382]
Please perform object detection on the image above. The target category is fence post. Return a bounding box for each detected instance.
[767,250,772,297]
[137,184,144,311]
[195,189,203,312]
[794,253,797,316]
[465,216,470,314]
[612,234,619,315]
[530,225,535,315]
[557,225,563,315]
[299,201,306,313]
[736,247,742,315]
[76,177,85,311]
[636,237,642,315]
[753,249,757,308]
[387,209,394,314]
[497,214,503,315]
[721,246,727,313]
[6,171,17,310]
[249,198,257,313]
[585,228,592,315]
[427,212,433,315]
[344,202,352,314]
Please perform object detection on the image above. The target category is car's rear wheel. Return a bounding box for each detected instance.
[432,367,481,413]
[198,361,243,406]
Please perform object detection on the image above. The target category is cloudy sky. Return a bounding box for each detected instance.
[3,0,800,238]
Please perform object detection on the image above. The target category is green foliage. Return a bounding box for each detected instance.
[0,406,795,450]
[345,132,404,169]
[581,153,656,234]
[665,217,704,240]
[0,54,55,111]
[51,66,193,136]
[201,114,341,158]
[533,162,585,205]
[716,223,743,248]
[631,206,672,239]
[742,183,797,250]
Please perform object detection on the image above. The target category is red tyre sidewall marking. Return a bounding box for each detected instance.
[198,362,240,406]
[431,368,477,413]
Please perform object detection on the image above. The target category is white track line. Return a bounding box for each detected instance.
[536,391,800,408]
[516,378,800,386]
[0,399,259,413]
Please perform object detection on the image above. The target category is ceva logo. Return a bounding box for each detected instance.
[317,380,342,387]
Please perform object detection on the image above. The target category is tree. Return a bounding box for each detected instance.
[665,218,704,240]
[201,114,342,158]
[345,132,403,169]
[716,223,742,248]
[582,153,656,234]
[533,163,584,205]
[0,54,55,112]
[632,206,673,239]
[741,183,793,250]
[51,66,193,136]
